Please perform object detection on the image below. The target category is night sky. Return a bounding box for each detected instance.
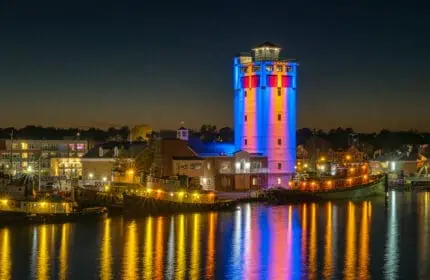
[1,1,429,132]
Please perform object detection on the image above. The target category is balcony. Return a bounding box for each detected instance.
[219,168,269,175]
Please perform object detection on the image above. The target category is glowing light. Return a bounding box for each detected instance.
[105,186,110,192]
[127,169,135,175]
[178,192,185,197]
[304,164,308,168]
[347,178,352,185]
[146,188,152,193]
[144,217,153,279]
[102,177,107,182]
[349,168,355,173]
[40,202,47,208]
[169,192,174,197]
[89,173,94,179]
[244,162,251,169]
[288,181,293,187]
[320,157,326,161]
[1,199,8,205]
[193,192,200,198]
[202,177,207,184]
[101,219,111,280]
[363,175,368,180]
[345,155,352,161]
[0,229,11,280]
[27,166,33,173]
[157,189,162,194]
[235,162,241,169]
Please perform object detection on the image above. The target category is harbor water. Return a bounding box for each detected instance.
[0,191,429,279]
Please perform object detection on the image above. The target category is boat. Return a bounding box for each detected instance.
[264,174,386,203]
[123,189,237,215]
[0,197,107,225]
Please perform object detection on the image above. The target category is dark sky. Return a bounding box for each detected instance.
[1,1,429,132]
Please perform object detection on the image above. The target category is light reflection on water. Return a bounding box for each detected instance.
[2,192,430,279]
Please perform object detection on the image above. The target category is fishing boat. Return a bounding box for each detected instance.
[123,189,237,215]
[264,173,386,203]
[0,197,107,224]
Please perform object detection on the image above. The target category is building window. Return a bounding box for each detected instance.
[252,66,260,72]
[207,162,211,170]
[244,115,247,122]
[278,163,282,170]
[277,114,282,121]
[21,143,28,150]
[252,178,257,186]
[277,177,282,184]
[244,139,248,146]
[244,90,247,97]
[286,66,293,72]
[277,139,282,146]
[277,88,282,96]
[241,66,248,73]
[276,65,283,72]
[265,65,273,72]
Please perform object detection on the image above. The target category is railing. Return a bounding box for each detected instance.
[0,199,73,214]
[130,188,216,204]
[288,174,381,192]
[218,168,269,174]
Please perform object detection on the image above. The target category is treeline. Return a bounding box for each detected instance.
[0,126,130,141]
[1,125,430,152]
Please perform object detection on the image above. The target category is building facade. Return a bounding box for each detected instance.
[234,42,298,186]
[0,139,89,175]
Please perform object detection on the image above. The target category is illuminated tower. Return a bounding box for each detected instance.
[234,42,298,187]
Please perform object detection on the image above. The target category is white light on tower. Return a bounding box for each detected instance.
[245,162,251,169]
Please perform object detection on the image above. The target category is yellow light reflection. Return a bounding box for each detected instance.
[123,221,138,280]
[59,224,70,280]
[301,204,307,267]
[358,201,371,280]
[0,228,11,280]
[37,225,49,280]
[206,212,217,279]
[344,202,356,280]
[323,202,333,279]
[190,214,201,280]
[309,203,317,279]
[101,219,112,280]
[176,215,186,280]
[154,217,164,280]
[143,217,153,280]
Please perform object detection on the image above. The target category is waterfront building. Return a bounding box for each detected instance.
[152,126,268,191]
[233,42,298,186]
[80,142,146,186]
[0,139,89,176]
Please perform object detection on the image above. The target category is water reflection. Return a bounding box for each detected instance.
[143,217,153,280]
[154,217,164,280]
[344,202,356,279]
[359,202,371,280]
[101,219,112,280]
[59,224,70,280]
[123,221,138,280]
[0,228,11,280]
[384,192,399,279]
[323,202,333,279]
[3,194,430,279]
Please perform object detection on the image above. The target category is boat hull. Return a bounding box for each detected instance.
[0,207,107,225]
[265,177,386,203]
[123,194,237,216]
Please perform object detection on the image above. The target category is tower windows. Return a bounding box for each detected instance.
[244,139,248,146]
[241,66,248,73]
[277,114,282,121]
[252,66,260,72]
[276,65,283,72]
[278,138,282,146]
[244,90,247,97]
[244,115,247,122]
[277,177,282,184]
[277,88,282,96]
[286,66,293,72]
[278,163,282,170]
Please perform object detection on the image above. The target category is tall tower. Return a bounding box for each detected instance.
[233,42,298,187]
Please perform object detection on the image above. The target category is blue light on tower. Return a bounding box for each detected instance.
[233,42,298,187]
